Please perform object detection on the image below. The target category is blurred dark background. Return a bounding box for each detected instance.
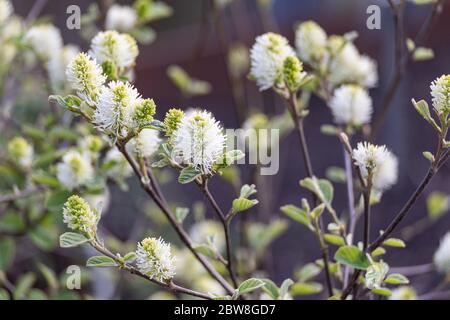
[10,0,450,295]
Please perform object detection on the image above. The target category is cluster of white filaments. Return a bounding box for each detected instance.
[66,52,106,104]
[94,81,140,138]
[295,20,328,65]
[89,30,138,69]
[172,110,226,174]
[25,24,63,60]
[434,232,450,274]
[48,45,80,91]
[105,4,137,32]
[328,39,378,89]
[63,195,98,238]
[250,32,296,91]
[353,142,398,192]
[430,74,450,115]
[329,84,373,126]
[56,150,94,190]
[136,237,176,282]
[126,128,161,158]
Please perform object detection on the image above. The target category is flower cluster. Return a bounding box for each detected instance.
[136,237,176,282]
[434,232,450,274]
[56,150,94,190]
[63,195,99,238]
[329,84,373,126]
[7,136,33,168]
[430,74,450,116]
[127,128,161,158]
[365,261,389,290]
[106,5,138,32]
[353,142,398,192]
[172,109,226,174]
[0,0,12,25]
[250,32,296,91]
[295,20,328,66]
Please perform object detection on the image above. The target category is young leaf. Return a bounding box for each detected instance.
[240,184,257,199]
[334,245,371,270]
[232,197,258,213]
[382,238,406,248]
[371,287,392,297]
[290,282,323,296]
[59,232,90,248]
[175,207,189,223]
[238,278,265,295]
[178,166,201,184]
[295,263,322,282]
[123,252,137,263]
[261,279,280,300]
[384,273,409,285]
[324,234,346,246]
[13,273,36,300]
[280,205,310,227]
[86,256,117,268]
[279,279,294,298]
[371,247,386,258]
[427,192,450,221]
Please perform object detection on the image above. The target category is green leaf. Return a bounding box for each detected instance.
[382,238,406,248]
[300,177,334,205]
[371,247,386,258]
[280,205,310,227]
[49,95,82,112]
[175,207,189,223]
[46,190,72,212]
[123,252,137,263]
[334,245,371,270]
[324,234,346,246]
[86,256,117,268]
[59,232,90,248]
[194,244,218,259]
[427,192,450,221]
[0,288,10,300]
[384,273,409,285]
[326,166,346,183]
[37,263,59,291]
[30,225,58,251]
[413,47,434,61]
[261,279,279,300]
[295,263,322,282]
[32,173,60,188]
[279,279,294,298]
[28,289,47,300]
[411,99,441,132]
[422,151,435,164]
[311,204,325,220]
[232,197,258,213]
[240,184,257,199]
[290,282,323,296]
[178,166,201,184]
[14,273,36,300]
[238,278,265,295]
[0,238,15,270]
[371,287,392,297]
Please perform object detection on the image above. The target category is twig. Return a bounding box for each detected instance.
[198,180,238,288]
[116,143,235,295]
[90,239,212,300]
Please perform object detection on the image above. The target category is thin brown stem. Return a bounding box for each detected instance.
[199,180,238,288]
[90,240,211,300]
[116,143,235,295]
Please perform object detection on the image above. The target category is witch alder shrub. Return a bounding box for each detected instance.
[0,0,449,300]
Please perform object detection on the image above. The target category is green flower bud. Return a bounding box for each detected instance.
[164,108,184,137]
[283,56,307,92]
[7,137,33,168]
[133,98,156,128]
[63,195,99,238]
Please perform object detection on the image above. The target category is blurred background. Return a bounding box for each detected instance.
[2,0,450,299]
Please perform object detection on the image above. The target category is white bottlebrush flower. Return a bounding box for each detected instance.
[430,74,450,115]
[434,232,450,274]
[0,0,13,25]
[136,237,176,282]
[57,150,94,190]
[48,45,80,91]
[295,20,328,65]
[63,195,99,238]
[127,128,161,158]
[250,32,296,91]
[329,40,378,88]
[172,110,226,174]
[7,137,33,168]
[353,142,398,192]
[25,24,63,60]
[104,148,133,180]
[329,84,373,126]
[105,5,137,32]
[66,52,106,104]
[365,261,389,290]
[89,30,138,69]
[190,220,225,252]
[389,286,417,300]
[94,81,140,138]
